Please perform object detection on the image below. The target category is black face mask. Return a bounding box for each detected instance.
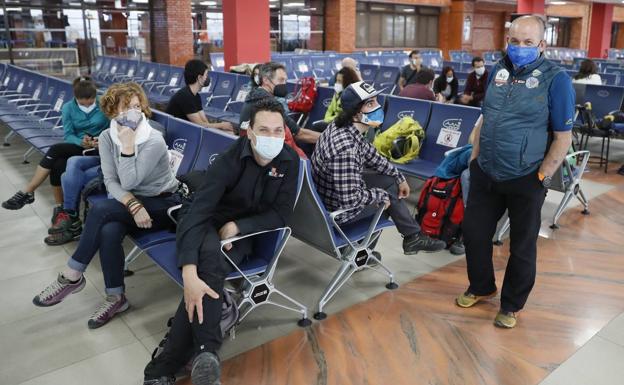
[199,75,209,88]
[273,83,288,98]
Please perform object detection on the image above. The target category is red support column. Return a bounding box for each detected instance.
[517,0,545,15]
[588,3,614,58]
[223,0,270,71]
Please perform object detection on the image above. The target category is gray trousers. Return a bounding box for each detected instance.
[348,171,421,238]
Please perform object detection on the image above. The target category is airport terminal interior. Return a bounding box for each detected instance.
[1,0,624,384]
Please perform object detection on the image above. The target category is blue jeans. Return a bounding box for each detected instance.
[67,195,180,295]
[61,156,101,212]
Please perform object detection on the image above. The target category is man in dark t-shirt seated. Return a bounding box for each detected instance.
[398,50,428,93]
[399,68,436,101]
[166,59,234,133]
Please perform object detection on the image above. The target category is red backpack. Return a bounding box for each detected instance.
[416,177,464,245]
[287,77,317,113]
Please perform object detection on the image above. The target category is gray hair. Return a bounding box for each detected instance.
[511,14,547,39]
[259,62,286,86]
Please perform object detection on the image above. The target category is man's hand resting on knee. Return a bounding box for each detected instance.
[182,265,220,324]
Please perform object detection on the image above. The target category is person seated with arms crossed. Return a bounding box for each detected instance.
[433,66,459,104]
[311,81,446,255]
[240,62,320,144]
[572,59,602,85]
[166,59,234,133]
[32,82,180,329]
[458,57,489,107]
[2,77,108,217]
[142,99,299,385]
[398,50,428,92]
[399,68,437,101]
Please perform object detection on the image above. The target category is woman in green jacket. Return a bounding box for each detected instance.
[2,76,109,211]
[323,66,360,123]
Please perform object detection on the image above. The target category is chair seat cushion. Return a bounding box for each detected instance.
[393,159,439,179]
[332,217,395,248]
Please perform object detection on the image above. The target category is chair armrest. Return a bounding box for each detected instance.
[8,97,37,104]
[82,148,97,156]
[39,116,61,123]
[167,204,183,223]
[329,204,386,250]
[19,103,51,110]
[28,108,54,115]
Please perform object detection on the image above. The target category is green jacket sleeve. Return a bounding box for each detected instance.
[323,93,341,123]
[62,104,83,146]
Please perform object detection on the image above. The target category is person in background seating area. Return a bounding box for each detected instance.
[399,68,436,101]
[240,61,320,144]
[312,81,447,256]
[32,82,180,329]
[341,57,362,81]
[458,57,489,107]
[322,66,360,124]
[572,59,602,85]
[142,99,298,385]
[398,50,428,92]
[2,77,108,219]
[166,59,234,133]
[433,66,459,104]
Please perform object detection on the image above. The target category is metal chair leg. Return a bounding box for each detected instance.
[3,130,15,146]
[494,217,510,245]
[22,146,35,163]
[551,190,574,229]
[315,261,356,320]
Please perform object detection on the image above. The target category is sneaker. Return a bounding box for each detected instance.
[87,294,130,329]
[33,273,86,307]
[51,205,63,224]
[494,310,517,328]
[449,240,465,255]
[49,210,81,234]
[44,225,82,246]
[143,376,176,385]
[455,290,497,308]
[191,352,221,385]
[402,232,447,255]
[2,191,34,210]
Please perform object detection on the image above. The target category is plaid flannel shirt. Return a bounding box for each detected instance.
[311,122,406,224]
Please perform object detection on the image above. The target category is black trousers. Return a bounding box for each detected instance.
[462,160,546,313]
[144,219,252,379]
[39,143,84,186]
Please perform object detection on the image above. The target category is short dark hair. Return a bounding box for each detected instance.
[72,76,96,100]
[336,66,359,89]
[184,59,209,85]
[408,50,421,58]
[249,98,285,128]
[415,68,435,85]
[471,56,484,67]
[259,62,286,86]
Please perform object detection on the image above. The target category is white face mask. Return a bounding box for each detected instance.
[251,132,284,160]
[78,102,96,114]
[334,83,343,93]
[475,67,485,76]
[115,108,143,130]
[254,74,260,85]
[446,76,454,83]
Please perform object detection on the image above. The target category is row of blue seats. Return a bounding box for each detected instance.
[92,56,185,105]
[0,64,76,161]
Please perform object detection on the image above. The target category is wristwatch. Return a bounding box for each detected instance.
[538,172,551,188]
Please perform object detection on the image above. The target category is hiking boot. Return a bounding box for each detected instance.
[88,294,130,329]
[143,376,176,385]
[455,290,497,308]
[49,210,81,234]
[33,273,86,307]
[449,240,465,255]
[2,191,34,210]
[44,225,82,246]
[191,352,221,385]
[402,232,446,255]
[51,205,63,224]
[494,310,517,328]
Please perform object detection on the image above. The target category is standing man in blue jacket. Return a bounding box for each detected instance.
[456,15,574,328]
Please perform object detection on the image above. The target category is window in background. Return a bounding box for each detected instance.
[355,2,439,49]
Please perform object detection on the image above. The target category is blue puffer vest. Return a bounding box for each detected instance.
[478,55,563,181]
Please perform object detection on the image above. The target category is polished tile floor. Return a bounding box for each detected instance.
[0,126,623,385]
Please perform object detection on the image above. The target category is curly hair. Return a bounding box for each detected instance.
[100,82,151,119]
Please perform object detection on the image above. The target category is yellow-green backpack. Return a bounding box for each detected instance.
[373,116,425,164]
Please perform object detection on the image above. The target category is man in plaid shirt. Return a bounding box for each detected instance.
[311,82,446,255]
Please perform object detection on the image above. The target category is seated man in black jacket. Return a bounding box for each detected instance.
[143,99,298,385]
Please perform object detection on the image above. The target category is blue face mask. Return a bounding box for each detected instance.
[361,106,384,128]
[507,43,540,68]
